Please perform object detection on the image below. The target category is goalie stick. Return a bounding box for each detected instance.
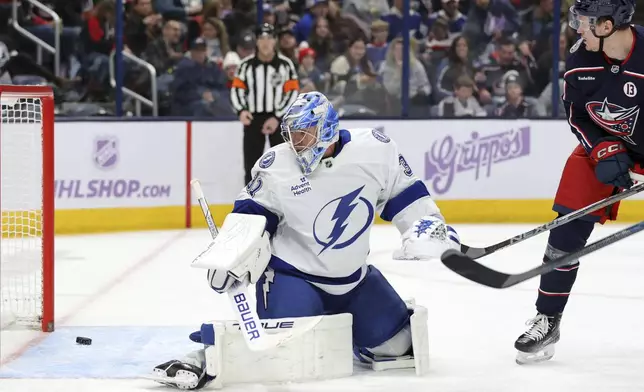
[459,181,644,259]
[191,179,320,352]
[441,220,644,289]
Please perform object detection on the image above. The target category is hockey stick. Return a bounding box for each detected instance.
[190,179,320,351]
[442,220,644,289]
[459,181,644,259]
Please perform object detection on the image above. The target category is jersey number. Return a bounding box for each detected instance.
[246,174,263,197]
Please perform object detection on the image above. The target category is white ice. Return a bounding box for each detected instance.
[1,224,643,392]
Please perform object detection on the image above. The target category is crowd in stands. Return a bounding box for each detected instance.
[1,0,640,118]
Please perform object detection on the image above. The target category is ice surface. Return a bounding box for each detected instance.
[1,224,643,392]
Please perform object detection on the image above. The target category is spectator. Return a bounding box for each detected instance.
[435,35,476,101]
[366,20,389,72]
[125,0,163,56]
[23,0,85,77]
[224,0,256,50]
[262,4,277,27]
[170,37,231,116]
[476,37,535,106]
[201,17,230,64]
[424,18,453,66]
[234,29,256,59]
[222,50,240,89]
[79,0,117,99]
[329,37,383,112]
[437,75,487,117]
[381,0,422,41]
[305,16,336,72]
[518,0,554,60]
[495,74,544,117]
[202,0,224,19]
[294,0,329,43]
[278,28,298,64]
[422,0,467,38]
[533,30,568,96]
[143,19,184,75]
[342,0,389,25]
[285,13,300,31]
[298,47,327,93]
[380,37,431,110]
[462,0,520,59]
[154,0,203,21]
[327,0,370,46]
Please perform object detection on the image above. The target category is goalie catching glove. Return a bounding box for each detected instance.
[393,215,460,260]
[190,213,272,293]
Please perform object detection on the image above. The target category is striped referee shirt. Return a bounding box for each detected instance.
[230,53,300,118]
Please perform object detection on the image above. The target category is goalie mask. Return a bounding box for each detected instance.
[280,92,340,175]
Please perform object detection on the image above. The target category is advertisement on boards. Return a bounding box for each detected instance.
[55,122,186,209]
[191,121,245,204]
[341,119,580,199]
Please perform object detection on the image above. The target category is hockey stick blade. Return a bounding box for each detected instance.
[459,182,644,259]
[442,220,644,289]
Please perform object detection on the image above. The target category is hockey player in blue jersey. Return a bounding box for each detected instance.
[514,0,644,365]
[150,92,460,389]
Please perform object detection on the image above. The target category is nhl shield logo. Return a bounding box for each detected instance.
[93,136,118,169]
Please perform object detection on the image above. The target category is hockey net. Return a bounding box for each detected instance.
[0,86,55,332]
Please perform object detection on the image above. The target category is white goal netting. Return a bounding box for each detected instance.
[1,95,45,329]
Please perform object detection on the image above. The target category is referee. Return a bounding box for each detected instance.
[230,23,300,184]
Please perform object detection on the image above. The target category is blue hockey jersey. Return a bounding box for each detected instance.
[563,25,644,160]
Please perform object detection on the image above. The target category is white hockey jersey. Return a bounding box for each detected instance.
[233,128,442,294]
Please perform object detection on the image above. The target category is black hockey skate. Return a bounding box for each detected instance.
[514,313,561,365]
[150,359,211,390]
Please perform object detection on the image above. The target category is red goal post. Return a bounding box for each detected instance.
[0,85,55,332]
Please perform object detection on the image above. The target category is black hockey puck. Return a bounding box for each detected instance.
[76,336,92,345]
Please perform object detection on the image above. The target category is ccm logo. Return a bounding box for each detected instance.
[596,143,624,159]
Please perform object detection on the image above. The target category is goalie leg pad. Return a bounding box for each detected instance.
[355,300,429,376]
[344,265,410,349]
[201,313,353,389]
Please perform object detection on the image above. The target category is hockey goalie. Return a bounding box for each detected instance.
[149,92,460,389]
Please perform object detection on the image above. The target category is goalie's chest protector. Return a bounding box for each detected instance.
[268,129,388,279]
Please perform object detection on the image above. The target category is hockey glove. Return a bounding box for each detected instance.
[590,138,634,188]
[393,215,460,260]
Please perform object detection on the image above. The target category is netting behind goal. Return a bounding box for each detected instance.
[1,93,49,330]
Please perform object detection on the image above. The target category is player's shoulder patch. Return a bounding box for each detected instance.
[398,154,413,177]
[371,127,390,143]
[258,151,276,169]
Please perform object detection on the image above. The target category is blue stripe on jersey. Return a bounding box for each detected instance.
[331,129,352,158]
[268,255,364,285]
[380,180,431,222]
[232,199,280,236]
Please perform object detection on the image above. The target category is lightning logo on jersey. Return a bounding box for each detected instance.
[313,186,374,255]
[586,98,640,145]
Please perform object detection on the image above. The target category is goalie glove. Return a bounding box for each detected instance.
[393,215,460,260]
[191,213,272,294]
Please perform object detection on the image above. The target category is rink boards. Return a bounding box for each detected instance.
[38,119,644,234]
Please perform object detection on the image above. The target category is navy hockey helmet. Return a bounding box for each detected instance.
[569,0,635,31]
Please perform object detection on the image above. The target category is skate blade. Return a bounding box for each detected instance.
[515,344,555,365]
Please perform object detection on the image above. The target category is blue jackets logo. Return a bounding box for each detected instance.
[586,98,639,145]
